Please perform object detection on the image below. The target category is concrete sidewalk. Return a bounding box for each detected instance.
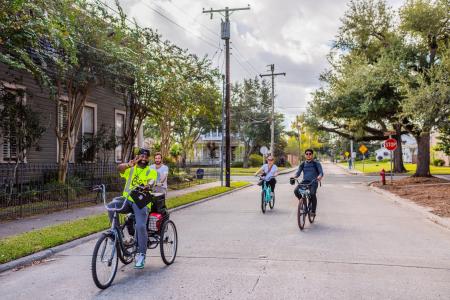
[0,181,221,239]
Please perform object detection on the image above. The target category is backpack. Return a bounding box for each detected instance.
[300,160,320,175]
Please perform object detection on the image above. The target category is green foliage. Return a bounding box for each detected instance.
[231,78,285,165]
[436,121,450,156]
[249,154,264,167]
[44,176,84,201]
[309,0,450,177]
[1,0,222,180]
[433,159,445,167]
[232,161,244,168]
[170,143,183,159]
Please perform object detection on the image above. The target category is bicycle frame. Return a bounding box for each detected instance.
[258,177,272,202]
[93,184,135,257]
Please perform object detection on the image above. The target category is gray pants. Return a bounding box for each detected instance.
[107,197,149,255]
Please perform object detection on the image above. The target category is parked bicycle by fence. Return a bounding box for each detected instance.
[91,184,178,289]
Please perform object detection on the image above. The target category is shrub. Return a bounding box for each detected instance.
[249,154,263,167]
[433,159,445,166]
[43,176,84,201]
[232,161,243,168]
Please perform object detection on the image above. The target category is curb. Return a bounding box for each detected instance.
[334,163,363,176]
[0,183,254,273]
[0,232,101,273]
[368,184,450,231]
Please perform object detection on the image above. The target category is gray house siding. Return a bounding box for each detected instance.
[0,63,126,164]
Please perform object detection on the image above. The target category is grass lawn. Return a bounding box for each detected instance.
[339,161,450,175]
[169,178,217,190]
[0,181,250,264]
[231,167,287,175]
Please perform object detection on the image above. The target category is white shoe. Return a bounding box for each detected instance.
[134,253,145,269]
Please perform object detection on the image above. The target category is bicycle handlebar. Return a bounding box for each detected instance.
[93,184,159,212]
[290,178,321,187]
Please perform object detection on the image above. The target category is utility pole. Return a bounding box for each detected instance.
[203,5,250,188]
[350,139,354,170]
[220,75,225,187]
[260,64,286,156]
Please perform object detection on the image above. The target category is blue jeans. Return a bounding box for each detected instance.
[107,197,149,255]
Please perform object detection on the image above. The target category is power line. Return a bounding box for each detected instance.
[163,1,221,41]
[231,43,259,75]
[141,2,219,50]
[231,54,253,78]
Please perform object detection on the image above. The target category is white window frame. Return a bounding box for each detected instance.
[81,102,97,163]
[0,82,27,163]
[115,109,126,163]
[56,97,75,163]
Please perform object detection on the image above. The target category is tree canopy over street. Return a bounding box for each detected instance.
[306,0,449,176]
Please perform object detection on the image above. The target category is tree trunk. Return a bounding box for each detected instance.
[243,155,249,168]
[181,152,187,168]
[159,119,172,158]
[414,132,431,177]
[242,141,252,168]
[393,124,407,173]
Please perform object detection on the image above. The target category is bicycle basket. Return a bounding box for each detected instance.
[147,212,163,232]
[150,193,167,213]
[298,187,310,197]
[129,189,153,209]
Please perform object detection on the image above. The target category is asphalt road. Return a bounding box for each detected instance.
[1,163,449,299]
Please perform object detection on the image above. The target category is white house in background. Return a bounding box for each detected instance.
[375,134,417,163]
[192,128,244,164]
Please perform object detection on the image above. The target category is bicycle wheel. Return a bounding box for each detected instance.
[160,220,178,265]
[269,191,275,209]
[92,233,118,289]
[307,199,316,223]
[297,198,307,230]
[261,190,266,214]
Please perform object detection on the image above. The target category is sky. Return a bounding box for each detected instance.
[104,0,404,129]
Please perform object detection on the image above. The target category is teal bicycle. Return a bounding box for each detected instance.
[258,176,275,213]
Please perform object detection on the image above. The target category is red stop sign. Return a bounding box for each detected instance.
[384,138,397,151]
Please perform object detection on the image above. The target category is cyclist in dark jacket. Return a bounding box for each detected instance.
[291,149,324,217]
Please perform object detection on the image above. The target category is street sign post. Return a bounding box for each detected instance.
[260,146,269,156]
[359,144,368,172]
[384,138,397,183]
[384,138,397,151]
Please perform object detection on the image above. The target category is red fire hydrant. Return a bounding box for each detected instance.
[380,168,386,185]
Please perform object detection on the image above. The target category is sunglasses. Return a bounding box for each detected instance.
[305,153,313,156]
[267,158,274,161]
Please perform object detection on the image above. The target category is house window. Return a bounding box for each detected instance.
[115,110,125,162]
[81,104,97,162]
[0,84,26,163]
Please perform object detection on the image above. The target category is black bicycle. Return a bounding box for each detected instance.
[91,184,178,289]
[290,178,319,230]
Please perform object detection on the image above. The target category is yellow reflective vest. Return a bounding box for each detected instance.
[121,165,158,207]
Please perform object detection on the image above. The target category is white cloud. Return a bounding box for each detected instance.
[108,0,405,128]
